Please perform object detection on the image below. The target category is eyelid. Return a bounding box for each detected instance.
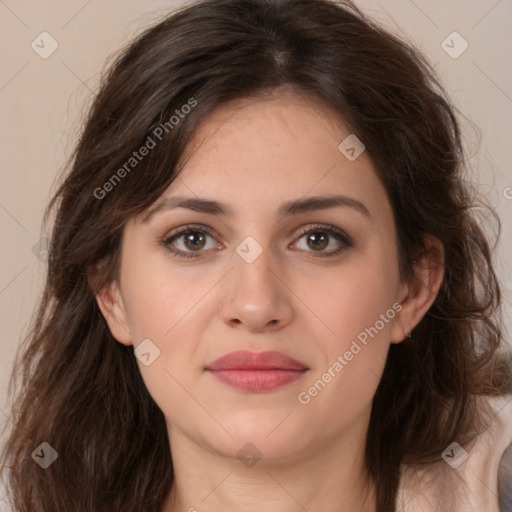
[292,223,353,247]
[163,223,218,241]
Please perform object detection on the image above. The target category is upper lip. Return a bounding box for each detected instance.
[205,350,308,371]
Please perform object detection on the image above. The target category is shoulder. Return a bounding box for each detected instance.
[496,394,512,511]
[397,393,512,512]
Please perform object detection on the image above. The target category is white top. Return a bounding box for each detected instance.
[397,393,512,512]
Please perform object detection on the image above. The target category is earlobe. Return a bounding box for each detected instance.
[95,280,133,346]
[390,235,445,344]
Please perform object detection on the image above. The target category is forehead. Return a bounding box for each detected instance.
[178,89,351,173]
[137,89,393,226]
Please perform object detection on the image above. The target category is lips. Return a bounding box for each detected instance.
[206,350,308,371]
[205,350,309,392]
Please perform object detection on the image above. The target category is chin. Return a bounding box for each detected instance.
[209,410,311,461]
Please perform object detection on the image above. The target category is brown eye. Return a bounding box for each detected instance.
[162,225,220,259]
[182,230,207,250]
[305,232,329,251]
[292,224,352,258]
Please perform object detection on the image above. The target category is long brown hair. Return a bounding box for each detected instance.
[1,1,510,510]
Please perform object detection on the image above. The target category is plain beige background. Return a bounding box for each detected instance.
[0,0,511,464]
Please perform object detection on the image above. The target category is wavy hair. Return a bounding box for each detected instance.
[1,0,511,511]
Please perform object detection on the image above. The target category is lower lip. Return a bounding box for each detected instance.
[206,369,307,392]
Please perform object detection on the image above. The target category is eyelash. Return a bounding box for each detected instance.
[161,223,353,260]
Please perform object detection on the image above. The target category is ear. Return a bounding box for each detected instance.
[95,280,133,346]
[390,234,445,344]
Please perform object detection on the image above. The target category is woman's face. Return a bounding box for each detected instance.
[99,90,414,463]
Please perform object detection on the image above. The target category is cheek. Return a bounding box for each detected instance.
[119,254,217,398]
[120,251,216,342]
[296,244,399,412]
[120,264,211,427]
[297,279,396,429]
[305,244,400,349]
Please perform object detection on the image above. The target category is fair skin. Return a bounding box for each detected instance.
[96,89,444,512]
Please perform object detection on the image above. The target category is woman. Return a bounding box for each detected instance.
[1,0,511,511]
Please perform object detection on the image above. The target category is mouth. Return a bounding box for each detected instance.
[205,350,309,392]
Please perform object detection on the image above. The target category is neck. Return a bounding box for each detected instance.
[162,411,376,512]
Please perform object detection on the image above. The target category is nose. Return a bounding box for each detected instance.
[219,243,294,333]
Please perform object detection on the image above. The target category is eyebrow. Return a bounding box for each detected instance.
[142,194,371,223]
